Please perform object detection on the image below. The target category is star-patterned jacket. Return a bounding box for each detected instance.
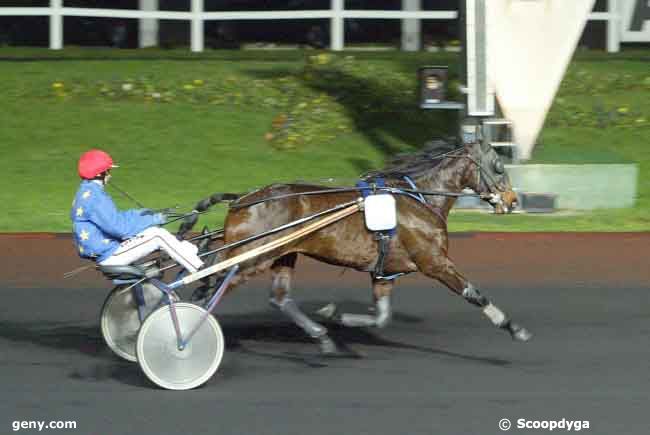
[70,180,164,261]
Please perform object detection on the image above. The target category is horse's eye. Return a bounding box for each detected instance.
[493,158,504,174]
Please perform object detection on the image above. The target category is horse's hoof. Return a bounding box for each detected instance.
[318,336,339,355]
[509,323,533,342]
[315,303,338,320]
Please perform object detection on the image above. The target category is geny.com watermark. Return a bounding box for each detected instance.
[12,421,77,432]
[499,418,590,432]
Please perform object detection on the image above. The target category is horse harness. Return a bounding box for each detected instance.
[357,175,436,282]
[356,147,504,281]
[223,147,505,282]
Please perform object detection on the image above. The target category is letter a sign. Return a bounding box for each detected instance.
[621,0,650,42]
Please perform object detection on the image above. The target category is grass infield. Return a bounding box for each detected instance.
[0,47,648,232]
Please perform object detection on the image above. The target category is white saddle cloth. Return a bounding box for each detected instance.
[363,194,397,232]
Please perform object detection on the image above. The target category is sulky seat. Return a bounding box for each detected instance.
[98,265,161,281]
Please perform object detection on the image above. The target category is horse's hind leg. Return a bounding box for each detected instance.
[268,253,338,354]
[420,256,532,342]
[317,278,393,329]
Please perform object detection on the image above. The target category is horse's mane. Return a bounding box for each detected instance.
[362,138,462,180]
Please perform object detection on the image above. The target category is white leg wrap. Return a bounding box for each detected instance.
[338,296,391,328]
[271,297,327,338]
[375,296,391,328]
[482,303,507,327]
[340,314,377,327]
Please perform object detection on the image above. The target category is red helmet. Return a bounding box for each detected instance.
[78,149,118,179]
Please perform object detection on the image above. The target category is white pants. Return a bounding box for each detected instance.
[99,227,204,273]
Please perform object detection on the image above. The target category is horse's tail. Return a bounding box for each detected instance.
[177,192,241,238]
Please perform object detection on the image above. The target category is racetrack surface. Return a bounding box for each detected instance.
[1,234,649,435]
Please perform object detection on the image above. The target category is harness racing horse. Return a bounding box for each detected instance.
[181,139,531,354]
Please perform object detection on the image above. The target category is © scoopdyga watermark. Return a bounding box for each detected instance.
[12,421,77,432]
[499,418,591,432]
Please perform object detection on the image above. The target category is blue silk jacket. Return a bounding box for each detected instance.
[70,180,163,261]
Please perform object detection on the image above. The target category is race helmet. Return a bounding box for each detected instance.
[78,149,118,179]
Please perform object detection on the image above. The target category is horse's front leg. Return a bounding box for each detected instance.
[268,254,338,354]
[421,256,532,342]
[317,278,393,328]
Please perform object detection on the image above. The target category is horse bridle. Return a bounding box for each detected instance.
[420,145,508,210]
[425,146,508,203]
[223,145,509,211]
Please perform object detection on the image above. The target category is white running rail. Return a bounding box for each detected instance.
[0,0,622,52]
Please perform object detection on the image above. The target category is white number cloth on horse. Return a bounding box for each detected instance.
[363,194,397,232]
[99,227,203,272]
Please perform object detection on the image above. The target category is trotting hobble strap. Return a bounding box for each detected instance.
[373,232,392,279]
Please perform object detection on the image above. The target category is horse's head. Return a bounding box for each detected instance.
[465,141,518,214]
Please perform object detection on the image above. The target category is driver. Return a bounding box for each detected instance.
[70,149,204,273]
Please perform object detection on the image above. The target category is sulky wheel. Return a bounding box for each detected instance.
[100,283,179,362]
[136,302,225,390]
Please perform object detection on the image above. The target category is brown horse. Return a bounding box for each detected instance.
[182,139,531,354]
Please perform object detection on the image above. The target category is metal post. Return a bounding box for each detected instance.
[191,0,204,52]
[331,0,344,51]
[607,0,620,53]
[464,0,494,117]
[401,0,422,51]
[49,0,63,50]
[139,0,159,48]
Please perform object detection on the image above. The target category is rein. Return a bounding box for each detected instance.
[190,199,361,261]
[463,153,503,195]
[229,186,483,209]
[109,182,148,209]
[229,146,500,210]
[421,146,505,196]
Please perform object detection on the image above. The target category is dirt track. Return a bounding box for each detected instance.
[2,233,648,290]
[0,233,649,435]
